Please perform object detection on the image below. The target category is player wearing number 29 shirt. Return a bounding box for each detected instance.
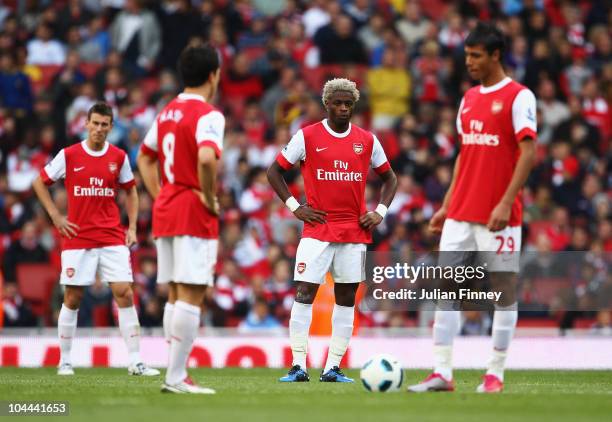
[408,24,538,395]
[137,45,224,395]
[268,79,398,383]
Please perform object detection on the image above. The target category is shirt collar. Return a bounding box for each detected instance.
[322,119,351,138]
[178,93,206,102]
[479,77,512,94]
[81,140,109,157]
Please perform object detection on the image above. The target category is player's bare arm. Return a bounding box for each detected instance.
[136,151,160,199]
[487,138,536,232]
[125,185,138,247]
[429,154,461,234]
[359,169,398,230]
[198,146,219,216]
[267,161,327,224]
[32,176,79,239]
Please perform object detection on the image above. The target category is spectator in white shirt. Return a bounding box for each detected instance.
[26,23,66,66]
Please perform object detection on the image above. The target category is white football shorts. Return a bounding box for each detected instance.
[156,235,218,286]
[294,237,366,284]
[439,218,522,273]
[60,245,133,286]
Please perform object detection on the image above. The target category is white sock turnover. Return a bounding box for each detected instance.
[487,304,518,381]
[324,304,354,373]
[289,302,313,370]
[166,301,201,385]
[118,306,141,366]
[163,302,175,345]
[58,304,78,366]
[432,307,460,381]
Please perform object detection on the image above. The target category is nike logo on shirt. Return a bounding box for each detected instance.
[74,167,85,172]
[316,147,328,152]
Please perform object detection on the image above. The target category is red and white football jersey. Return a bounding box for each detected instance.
[276,119,390,243]
[448,77,537,227]
[40,140,135,250]
[139,93,225,239]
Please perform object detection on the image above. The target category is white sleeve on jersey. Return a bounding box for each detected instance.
[456,97,465,135]
[42,149,66,182]
[118,155,135,184]
[280,130,306,164]
[196,110,225,154]
[512,89,537,136]
[142,119,158,152]
[371,134,389,169]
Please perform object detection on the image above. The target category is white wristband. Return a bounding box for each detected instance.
[285,196,300,213]
[375,203,388,219]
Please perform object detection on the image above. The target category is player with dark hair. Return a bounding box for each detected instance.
[32,102,159,377]
[268,78,398,383]
[408,22,537,394]
[137,44,224,394]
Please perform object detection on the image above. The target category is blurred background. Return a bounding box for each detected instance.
[0,0,610,337]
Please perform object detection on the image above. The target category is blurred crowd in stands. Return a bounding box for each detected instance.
[0,0,610,334]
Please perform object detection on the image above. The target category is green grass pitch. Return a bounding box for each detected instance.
[1,368,611,421]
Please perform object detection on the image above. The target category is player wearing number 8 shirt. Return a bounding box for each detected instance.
[137,45,224,394]
[268,78,398,383]
[408,23,538,394]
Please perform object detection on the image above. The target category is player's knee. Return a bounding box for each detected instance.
[334,284,358,307]
[335,293,356,307]
[295,283,317,304]
[113,285,133,303]
[64,288,83,309]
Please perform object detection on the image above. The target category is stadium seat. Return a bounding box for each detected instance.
[16,263,58,324]
[28,64,62,94]
[79,62,103,79]
[531,277,571,303]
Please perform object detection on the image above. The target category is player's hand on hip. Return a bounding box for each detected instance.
[51,214,79,239]
[193,189,220,216]
[487,202,511,232]
[428,207,447,234]
[294,204,327,225]
[359,211,382,230]
[126,227,137,248]
[205,196,220,216]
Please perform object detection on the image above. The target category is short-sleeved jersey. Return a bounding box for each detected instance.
[448,77,537,227]
[139,93,225,239]
[40,140,135,250]
[276,119,390,243]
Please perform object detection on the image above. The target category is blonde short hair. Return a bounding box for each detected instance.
[321,78,360,106]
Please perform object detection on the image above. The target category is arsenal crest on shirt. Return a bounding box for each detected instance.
[353,143,363,154]
[297,262,306,274]
[108,162,118,173]
[491,100,504,114]
[66,268,75,278]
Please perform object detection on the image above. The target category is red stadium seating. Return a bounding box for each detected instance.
[16,263,58,324]
[28,64,62,94]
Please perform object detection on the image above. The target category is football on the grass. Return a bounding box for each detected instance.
[360,354,403,392]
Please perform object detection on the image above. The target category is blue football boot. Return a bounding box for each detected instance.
[319,366,354,383]
[279,365,310,382]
